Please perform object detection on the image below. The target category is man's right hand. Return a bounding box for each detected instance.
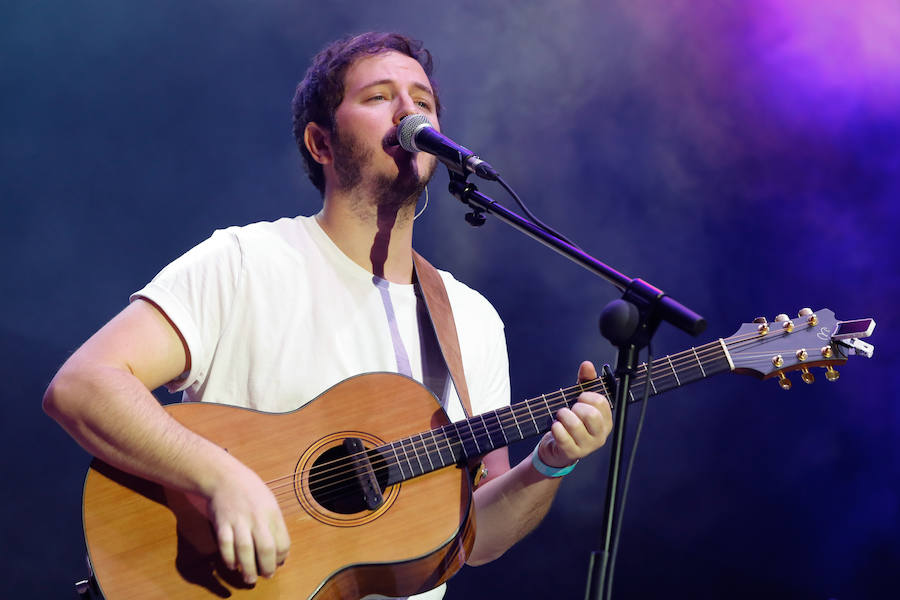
[42,299,291,586]
[206,461,291,584]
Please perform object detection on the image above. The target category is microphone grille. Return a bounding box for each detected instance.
[398,114,431,152]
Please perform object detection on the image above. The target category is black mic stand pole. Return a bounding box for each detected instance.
[447,172,705,600]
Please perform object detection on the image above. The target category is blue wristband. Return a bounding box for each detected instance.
[531,444,578,478]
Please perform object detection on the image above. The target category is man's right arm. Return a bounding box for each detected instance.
[42,298,289,584]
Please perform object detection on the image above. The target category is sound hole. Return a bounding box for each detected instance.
[309,444,389,514]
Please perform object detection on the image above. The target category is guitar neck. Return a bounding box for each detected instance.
[380,339,733,484]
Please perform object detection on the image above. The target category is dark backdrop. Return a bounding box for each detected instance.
[3,1,898,598]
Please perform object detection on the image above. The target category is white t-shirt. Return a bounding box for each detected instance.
[132,215,511,600]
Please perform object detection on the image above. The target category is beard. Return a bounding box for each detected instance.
[330,123,436,215]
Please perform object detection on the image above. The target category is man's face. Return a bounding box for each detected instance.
[328,51,440,204]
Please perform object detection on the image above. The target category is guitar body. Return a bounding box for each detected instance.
[83,373,476,600]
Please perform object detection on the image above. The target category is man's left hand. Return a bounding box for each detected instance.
[537,361,613,468]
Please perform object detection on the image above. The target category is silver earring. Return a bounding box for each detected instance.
[414,185,429,220]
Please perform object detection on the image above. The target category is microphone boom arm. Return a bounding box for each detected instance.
[447,171,706,337]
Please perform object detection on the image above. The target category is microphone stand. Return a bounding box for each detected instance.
[446,171,706,600]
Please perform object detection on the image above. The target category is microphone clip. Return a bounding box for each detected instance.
[465,208,487,227]
[448,169,487,227]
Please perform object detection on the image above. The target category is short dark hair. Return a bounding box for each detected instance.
[291,32,443,196]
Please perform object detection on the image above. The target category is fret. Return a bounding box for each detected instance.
[524,401,540,435]
[402,439,418,477]
[418,433,435,472]
[645,364,658,394]
[466,418,482,455]
[476,414,490,451]
[429,429,449,467]
[480,411,508,450]
[411,437,426,474]
[692,347,707,378]
[401,439,421,477]
[442,428,457,464]
[506,404,525,441]
[491,405,522,444]
[454,421,479,459]
[667,355,681,387]
[390,442,406,480]
[555,389,569,412]
[541,394,552,419]
[446,423,465,462]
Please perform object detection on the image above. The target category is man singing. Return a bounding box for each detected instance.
[44,32,612,599]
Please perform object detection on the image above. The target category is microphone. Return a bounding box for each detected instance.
[398,114,499,181]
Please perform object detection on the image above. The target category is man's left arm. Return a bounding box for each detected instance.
[466,361,613,565]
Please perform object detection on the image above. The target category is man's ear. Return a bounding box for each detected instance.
[304,122,332,165]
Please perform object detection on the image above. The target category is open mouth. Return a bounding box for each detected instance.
[382,127,400,149]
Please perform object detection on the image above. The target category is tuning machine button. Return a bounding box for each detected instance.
[825,366,840,382]
[754,317,769,335]
[800,368,815,384]
[774,313,795,332]
[798,308,818,326]
[778,372,792,390]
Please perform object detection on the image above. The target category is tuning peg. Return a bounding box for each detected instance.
[825,366,840,382]
[778,372,792,390]
[798,308,818,326]
[753,317,769,335]
[774,313,795,332]
[800,368,815,384]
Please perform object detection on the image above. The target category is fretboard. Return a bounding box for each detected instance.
[379,338,733,485]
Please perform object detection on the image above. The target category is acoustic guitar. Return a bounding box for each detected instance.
[81,308,874,599]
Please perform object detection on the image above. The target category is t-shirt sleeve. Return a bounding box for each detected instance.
[130,228,243,392]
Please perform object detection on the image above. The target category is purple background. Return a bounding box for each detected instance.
[3,1,898,598]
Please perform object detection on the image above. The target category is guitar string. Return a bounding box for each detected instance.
[266,323,826,509]
[260,324,825,508]
[264,335,725,500]
[260,322,825,506]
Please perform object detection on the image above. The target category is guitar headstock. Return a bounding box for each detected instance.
[726,308,875,389]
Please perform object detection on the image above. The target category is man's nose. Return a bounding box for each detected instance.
[393,95,423,125]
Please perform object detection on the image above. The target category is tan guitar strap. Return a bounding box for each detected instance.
[412,251,473,418]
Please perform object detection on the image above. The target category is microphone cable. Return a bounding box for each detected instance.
[494,174,584,251]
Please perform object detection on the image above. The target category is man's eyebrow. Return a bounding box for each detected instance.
[358,79,435,97]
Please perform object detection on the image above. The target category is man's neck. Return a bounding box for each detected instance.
[316,192,416,284]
